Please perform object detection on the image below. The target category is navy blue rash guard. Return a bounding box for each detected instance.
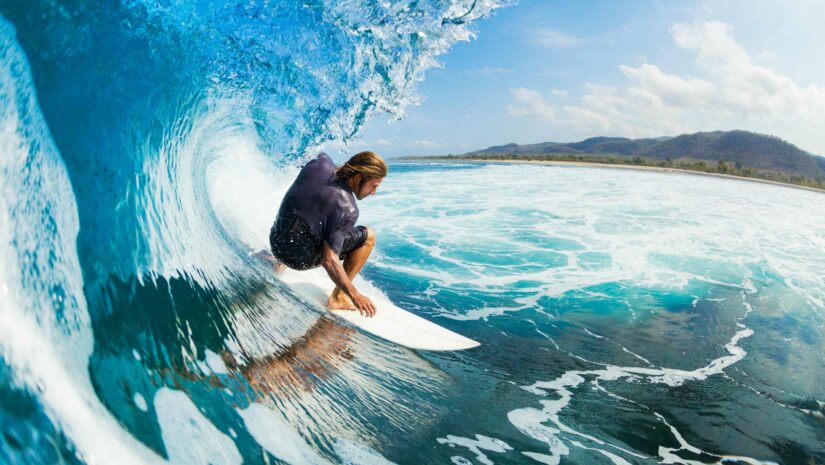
[270,153,365,269]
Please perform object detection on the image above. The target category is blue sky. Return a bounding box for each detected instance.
[323,0,825,158]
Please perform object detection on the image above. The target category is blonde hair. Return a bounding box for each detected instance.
[334,151,388,182]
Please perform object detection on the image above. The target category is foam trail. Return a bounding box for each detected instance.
[622,347,653,366]
[508,303,766,464]
[569,441,633,465]
[437,434,513,465]
[654,413,778,465]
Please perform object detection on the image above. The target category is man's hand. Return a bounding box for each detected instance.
[320,242,378,317]
[350,292,376,317]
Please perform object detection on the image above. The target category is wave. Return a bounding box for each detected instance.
[0,1,509,463]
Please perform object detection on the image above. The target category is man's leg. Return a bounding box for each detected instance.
[327,227,375,309]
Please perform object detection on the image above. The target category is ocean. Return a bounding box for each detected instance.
[1,1,824,464]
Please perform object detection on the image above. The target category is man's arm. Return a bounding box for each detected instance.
[320,242,376,316]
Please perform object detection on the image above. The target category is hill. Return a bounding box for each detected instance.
[464,131,825,181]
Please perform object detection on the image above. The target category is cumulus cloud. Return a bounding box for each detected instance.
[669,21,825,118]
[618,63,716,107]
[508,20,825,153]
[506,87,556,120]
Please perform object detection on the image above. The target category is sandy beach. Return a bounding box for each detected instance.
[413,158,825,195]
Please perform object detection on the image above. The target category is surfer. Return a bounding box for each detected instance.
[268,151,387,317]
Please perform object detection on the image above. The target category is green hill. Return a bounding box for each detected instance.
[462,130,825,182]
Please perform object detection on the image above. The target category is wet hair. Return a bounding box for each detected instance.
[334,151,388,183]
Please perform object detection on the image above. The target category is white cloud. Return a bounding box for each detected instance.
[618,63,716,107]
[374,138,392,146]
[506,87,556,121]
[507,20,825,153]
[668,21,825,120]
[529,28,583,48]
[551,89,569,98]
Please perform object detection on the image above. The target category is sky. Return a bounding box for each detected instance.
[321,0,825,159]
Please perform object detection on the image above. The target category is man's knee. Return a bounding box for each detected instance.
[364,227,376,247]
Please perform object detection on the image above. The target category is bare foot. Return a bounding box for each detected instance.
[249,250,289,274]
[250,249,275,264]
[326,293,355,310]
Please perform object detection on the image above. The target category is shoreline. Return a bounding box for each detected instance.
[401,158,825,195]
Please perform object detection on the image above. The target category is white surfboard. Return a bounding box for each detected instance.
[278,268,480,351]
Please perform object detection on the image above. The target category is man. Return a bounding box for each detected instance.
[269,151,387,317]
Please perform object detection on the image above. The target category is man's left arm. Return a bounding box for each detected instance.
[320,242,376,316]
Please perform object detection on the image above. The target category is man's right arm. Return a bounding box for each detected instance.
[320,242,376,316]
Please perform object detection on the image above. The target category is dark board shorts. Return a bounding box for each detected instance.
[270,214,368,270]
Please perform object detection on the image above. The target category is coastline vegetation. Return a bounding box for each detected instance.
[406,153,825,193]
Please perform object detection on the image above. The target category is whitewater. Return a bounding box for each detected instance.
[1,1,824,465]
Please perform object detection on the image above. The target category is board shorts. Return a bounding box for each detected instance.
[270,213,369,270]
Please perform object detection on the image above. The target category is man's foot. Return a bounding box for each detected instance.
[326,292,355,310]
[250,250,286,274]
[250,249,275,264]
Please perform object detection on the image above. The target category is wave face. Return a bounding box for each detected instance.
[0,2,508,464]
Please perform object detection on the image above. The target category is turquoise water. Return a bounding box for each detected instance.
[1,1,824,464]
[358,162,825,464]
[203,159,825,464]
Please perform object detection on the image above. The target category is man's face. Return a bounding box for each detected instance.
[355,176,384,200]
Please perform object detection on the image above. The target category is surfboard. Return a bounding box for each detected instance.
[277,268,480,351]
